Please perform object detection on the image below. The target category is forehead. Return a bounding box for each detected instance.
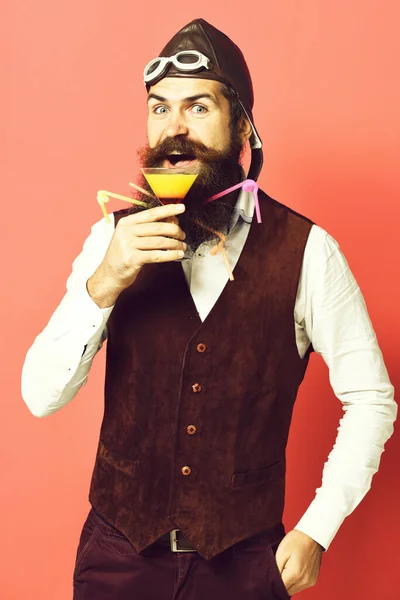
[147,77,225,103]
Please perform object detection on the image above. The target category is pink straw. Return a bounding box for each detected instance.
[205,179,262,224]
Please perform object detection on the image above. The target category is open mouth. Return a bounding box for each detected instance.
[164,154,197,168]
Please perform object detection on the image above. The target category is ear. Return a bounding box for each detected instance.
[238,117,253,145]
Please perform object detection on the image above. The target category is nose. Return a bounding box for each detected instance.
[164,109,189,139]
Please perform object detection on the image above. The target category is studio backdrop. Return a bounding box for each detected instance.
[2,1,399,599]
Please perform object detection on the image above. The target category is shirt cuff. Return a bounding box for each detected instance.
[293,493,349,551]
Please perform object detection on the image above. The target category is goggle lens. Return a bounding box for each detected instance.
[175,51,202,66]
[146,60,162,77]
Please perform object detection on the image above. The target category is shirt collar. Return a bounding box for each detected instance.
[228,186,255,232]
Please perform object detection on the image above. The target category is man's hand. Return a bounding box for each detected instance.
[275,530,323,595]
[87,203,187,308]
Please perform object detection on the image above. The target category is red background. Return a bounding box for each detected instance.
[2,1,399,598]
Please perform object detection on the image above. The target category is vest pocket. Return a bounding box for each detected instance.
[231,461,283,489]
[98,440,138,477]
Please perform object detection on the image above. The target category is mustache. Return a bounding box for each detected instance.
[138,136,238,166]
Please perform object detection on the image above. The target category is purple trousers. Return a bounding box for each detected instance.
[73,507,291,600]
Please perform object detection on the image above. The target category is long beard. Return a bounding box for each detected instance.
[134,135,245,252]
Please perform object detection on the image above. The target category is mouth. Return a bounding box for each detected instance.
[163,154,198,168]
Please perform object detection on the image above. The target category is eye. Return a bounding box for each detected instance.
[153,105,169,115]
[191,104,208,114]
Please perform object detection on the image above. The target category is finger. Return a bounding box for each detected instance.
[164,215,179,225]
[132,222,186,241]
[140,249,185,264]
[135,237,187,252]
[119,203,186,225]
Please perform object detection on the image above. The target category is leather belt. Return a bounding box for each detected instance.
[154,523,285,553]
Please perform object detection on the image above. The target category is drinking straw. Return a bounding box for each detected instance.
[128,181,157,199]
[97,192,111,223]
[97,190,149,223]
[205,179,262,224]
[222,250,234,281]
[99,190,149,207]
[191,218,234,281]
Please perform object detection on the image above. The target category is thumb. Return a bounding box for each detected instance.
[275,542,290,575]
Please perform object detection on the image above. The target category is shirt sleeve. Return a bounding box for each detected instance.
[21,214,116,417]
[293,225,397,550]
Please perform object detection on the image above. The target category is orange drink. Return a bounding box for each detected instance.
[141,168,198,204]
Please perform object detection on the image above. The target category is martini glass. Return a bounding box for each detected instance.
[141,166,199,260]
[140,167,198,205]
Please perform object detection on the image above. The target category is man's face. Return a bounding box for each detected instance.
[146,78,234,162]
[138,77,250,251]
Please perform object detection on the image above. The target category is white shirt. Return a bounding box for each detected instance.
[21,189,396,551]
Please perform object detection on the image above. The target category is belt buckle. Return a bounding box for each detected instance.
[169,529,196,553]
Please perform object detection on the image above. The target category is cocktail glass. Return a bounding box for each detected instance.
[140,167,199,260]
[140,167,198,205]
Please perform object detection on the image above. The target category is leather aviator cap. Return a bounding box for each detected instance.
[145,18,263,180]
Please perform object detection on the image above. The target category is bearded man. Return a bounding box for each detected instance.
[22,18,396,599]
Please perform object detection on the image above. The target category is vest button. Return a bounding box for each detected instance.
[181,466,192,476]
[186,425,197,435]
[196,343,207,353]
[192,383,202,393]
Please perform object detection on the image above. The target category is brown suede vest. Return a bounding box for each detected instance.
[88,190,314,560]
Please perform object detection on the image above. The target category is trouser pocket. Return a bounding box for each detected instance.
[73,509,99,581]
[266,540,291,600]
